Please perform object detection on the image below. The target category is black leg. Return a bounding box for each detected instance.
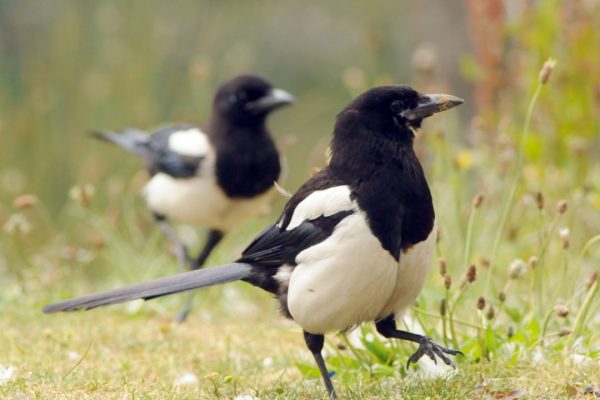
[304,332,337,400]
[176,229,224,323]
[153,213,191,272]
[375,315,462,368]
[191,229,224,270]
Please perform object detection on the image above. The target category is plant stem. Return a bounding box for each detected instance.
[463,205,478,268]
[568,278,599,349]
[486,82,544,295]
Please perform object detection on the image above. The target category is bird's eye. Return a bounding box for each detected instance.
[229,91,248,104]
[390,101,403,113]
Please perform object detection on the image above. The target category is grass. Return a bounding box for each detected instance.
[3,293,600,399]
[2,1,600,399]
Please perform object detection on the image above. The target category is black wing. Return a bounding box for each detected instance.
[238,210,354,267]
[145,124,206,178]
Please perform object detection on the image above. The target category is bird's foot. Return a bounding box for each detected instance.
[407,336,462,368]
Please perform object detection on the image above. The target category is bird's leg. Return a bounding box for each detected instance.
[375,315,462,368]
[192,229,224,270]
[176,229,224,323]
[304,331,337,400]
[153,214,192,272]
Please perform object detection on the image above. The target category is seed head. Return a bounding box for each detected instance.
[477,296,486,310]
[444,275,452,290]
[509,259,527,279]
[558,328,571,337]
[554,304,569,318]
[528,256,538,270]
[486,306,495,320]
[586,271,598,290]
[538,58,557,85]
[438,257,447,277]
[498,291,506,303]
[472,193,484,209]
[556,200,568,214]
[466,264,477,283]
[535,192,544,210]
[13,194,38,210]
[480,256,491,268]
[440,298,446,316]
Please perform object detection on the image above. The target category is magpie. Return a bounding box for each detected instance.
[92,74,294,322]
[45,85,463,399]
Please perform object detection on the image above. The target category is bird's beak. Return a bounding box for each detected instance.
[400,93,464,121]
[246,88,295,114]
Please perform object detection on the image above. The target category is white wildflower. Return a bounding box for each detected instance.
[509,259,527,279]
[173,372,199,386]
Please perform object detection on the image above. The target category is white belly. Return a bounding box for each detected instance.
[143,173,273,232]
[380,225,436,317]
[287,213,436,334]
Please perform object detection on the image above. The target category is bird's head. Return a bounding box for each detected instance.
[338,85,463,142]
[213,75,295,126]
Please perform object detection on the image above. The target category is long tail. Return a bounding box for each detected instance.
[43,263,252,313]
[91,129,150,159]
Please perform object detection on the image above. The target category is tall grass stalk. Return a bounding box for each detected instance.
[485,80,545,295]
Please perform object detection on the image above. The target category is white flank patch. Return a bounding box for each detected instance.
[286,185,357,230]
[144,171,274,231]
[287,209,436,334]
[274,265,293,285]
[168,128,210,157]
[287,211,398,334]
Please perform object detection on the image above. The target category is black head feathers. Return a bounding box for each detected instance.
[336,85,463,139]
[213,74,294,126]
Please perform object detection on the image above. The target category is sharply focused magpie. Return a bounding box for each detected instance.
[45,85,463,399]
[92,74,294,322]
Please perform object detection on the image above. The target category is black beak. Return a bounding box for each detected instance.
[400,93,463,121]
[245,88,295,114]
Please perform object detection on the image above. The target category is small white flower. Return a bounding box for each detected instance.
[262,357,274,368]
[233,396,260,400]
[3,213,32,235]
[509,259,527,279]
[173,372,199,386]
[0,364,15,385]
[125,299,145,314]
[67,351,81,361]
[569,353,592,367]
[559,228,570,240]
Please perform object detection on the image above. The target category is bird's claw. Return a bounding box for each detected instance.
[406,336,462,369]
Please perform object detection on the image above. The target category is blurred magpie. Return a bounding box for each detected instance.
[45,85,463,399]
[92,74,294,322]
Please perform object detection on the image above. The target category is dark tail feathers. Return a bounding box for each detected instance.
[43,263,252,313]
[91,129,150,159]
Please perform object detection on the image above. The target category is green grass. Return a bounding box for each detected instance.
[2,293,600,399]
[2,1,600,399]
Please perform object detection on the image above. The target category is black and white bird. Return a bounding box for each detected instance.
[45,85,463,399]
[93,74,294,322]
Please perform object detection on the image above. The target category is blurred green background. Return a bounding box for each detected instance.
[1,1,600,397]
[0,0,470,214]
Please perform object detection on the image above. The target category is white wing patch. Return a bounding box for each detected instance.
[168,128,210,157]
[286,185,357,230]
